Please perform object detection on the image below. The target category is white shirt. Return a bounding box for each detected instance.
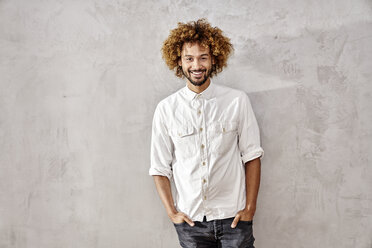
[149,81,264,222]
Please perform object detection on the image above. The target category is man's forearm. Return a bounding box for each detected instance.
[244,157,261,214]
[153,175,178,217]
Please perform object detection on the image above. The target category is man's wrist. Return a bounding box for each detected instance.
[244,204,256,214]
[167,209,178,218]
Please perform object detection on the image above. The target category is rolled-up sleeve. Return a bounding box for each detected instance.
[149,103,174,179]
[238,93,264,164]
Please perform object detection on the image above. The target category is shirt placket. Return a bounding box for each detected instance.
[194,94,210,217]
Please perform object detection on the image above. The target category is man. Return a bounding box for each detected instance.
[149,19,264,248]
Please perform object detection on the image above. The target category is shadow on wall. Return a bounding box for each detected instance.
[222,21,372,247]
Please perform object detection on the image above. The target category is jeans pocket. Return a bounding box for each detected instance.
[239,220,253,225]
[173,221,186,226]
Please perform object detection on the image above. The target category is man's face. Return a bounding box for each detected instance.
[179,42,214,87]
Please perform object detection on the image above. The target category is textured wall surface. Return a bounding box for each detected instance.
[0,0,371,247]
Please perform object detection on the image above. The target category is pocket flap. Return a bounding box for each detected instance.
[221,122,238,133]
[210,122,238,133]
[172,125,195,137]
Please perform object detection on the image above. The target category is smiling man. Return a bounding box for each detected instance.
[149,19,264,248]
[180,42,213,86]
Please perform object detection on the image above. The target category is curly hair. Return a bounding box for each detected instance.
[162,19,233,78]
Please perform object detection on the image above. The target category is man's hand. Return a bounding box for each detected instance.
[169,212,195,226]
[153,176,195,227]
[230,157,261,228]
[231,208,255,228]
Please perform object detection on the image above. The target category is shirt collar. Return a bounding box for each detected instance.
[183,79,216,101]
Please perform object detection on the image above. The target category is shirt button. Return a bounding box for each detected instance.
[199,127,203,132]
[197,110,201,115]
[203,196,207,200]
[201,144,205,149]
[202,179,207,184]
[202,162,206,166]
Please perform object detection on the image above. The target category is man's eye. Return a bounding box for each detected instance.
[186,58,192,61]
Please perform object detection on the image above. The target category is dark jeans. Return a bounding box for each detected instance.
[173,216,255,248]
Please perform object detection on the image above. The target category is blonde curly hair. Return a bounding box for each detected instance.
[162,19,233,78]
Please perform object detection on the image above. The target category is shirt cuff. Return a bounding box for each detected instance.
[149,167,172,180]
[241,148,264,164]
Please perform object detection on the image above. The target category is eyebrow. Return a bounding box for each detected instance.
[184,54,210,57]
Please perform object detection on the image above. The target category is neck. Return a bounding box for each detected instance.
[186,78,211,94]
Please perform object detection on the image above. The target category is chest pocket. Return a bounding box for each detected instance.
[170,124,196,159]
[208,122,238,155]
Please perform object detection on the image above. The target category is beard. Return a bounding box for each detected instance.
[182,68,212,87]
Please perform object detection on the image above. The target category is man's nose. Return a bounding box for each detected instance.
[192,59,201,69]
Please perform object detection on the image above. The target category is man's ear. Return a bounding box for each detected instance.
[212,56,216,65]
[178,59,182,67]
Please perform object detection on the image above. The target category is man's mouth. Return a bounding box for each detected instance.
[190,70,205,76]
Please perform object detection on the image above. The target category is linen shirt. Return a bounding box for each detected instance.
[149,81,264,222]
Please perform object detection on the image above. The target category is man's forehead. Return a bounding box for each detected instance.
[181,42,210,54]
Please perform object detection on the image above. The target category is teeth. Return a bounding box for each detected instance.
[192,71,203,75]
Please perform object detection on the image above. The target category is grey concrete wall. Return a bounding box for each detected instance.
[0,0,371,247]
